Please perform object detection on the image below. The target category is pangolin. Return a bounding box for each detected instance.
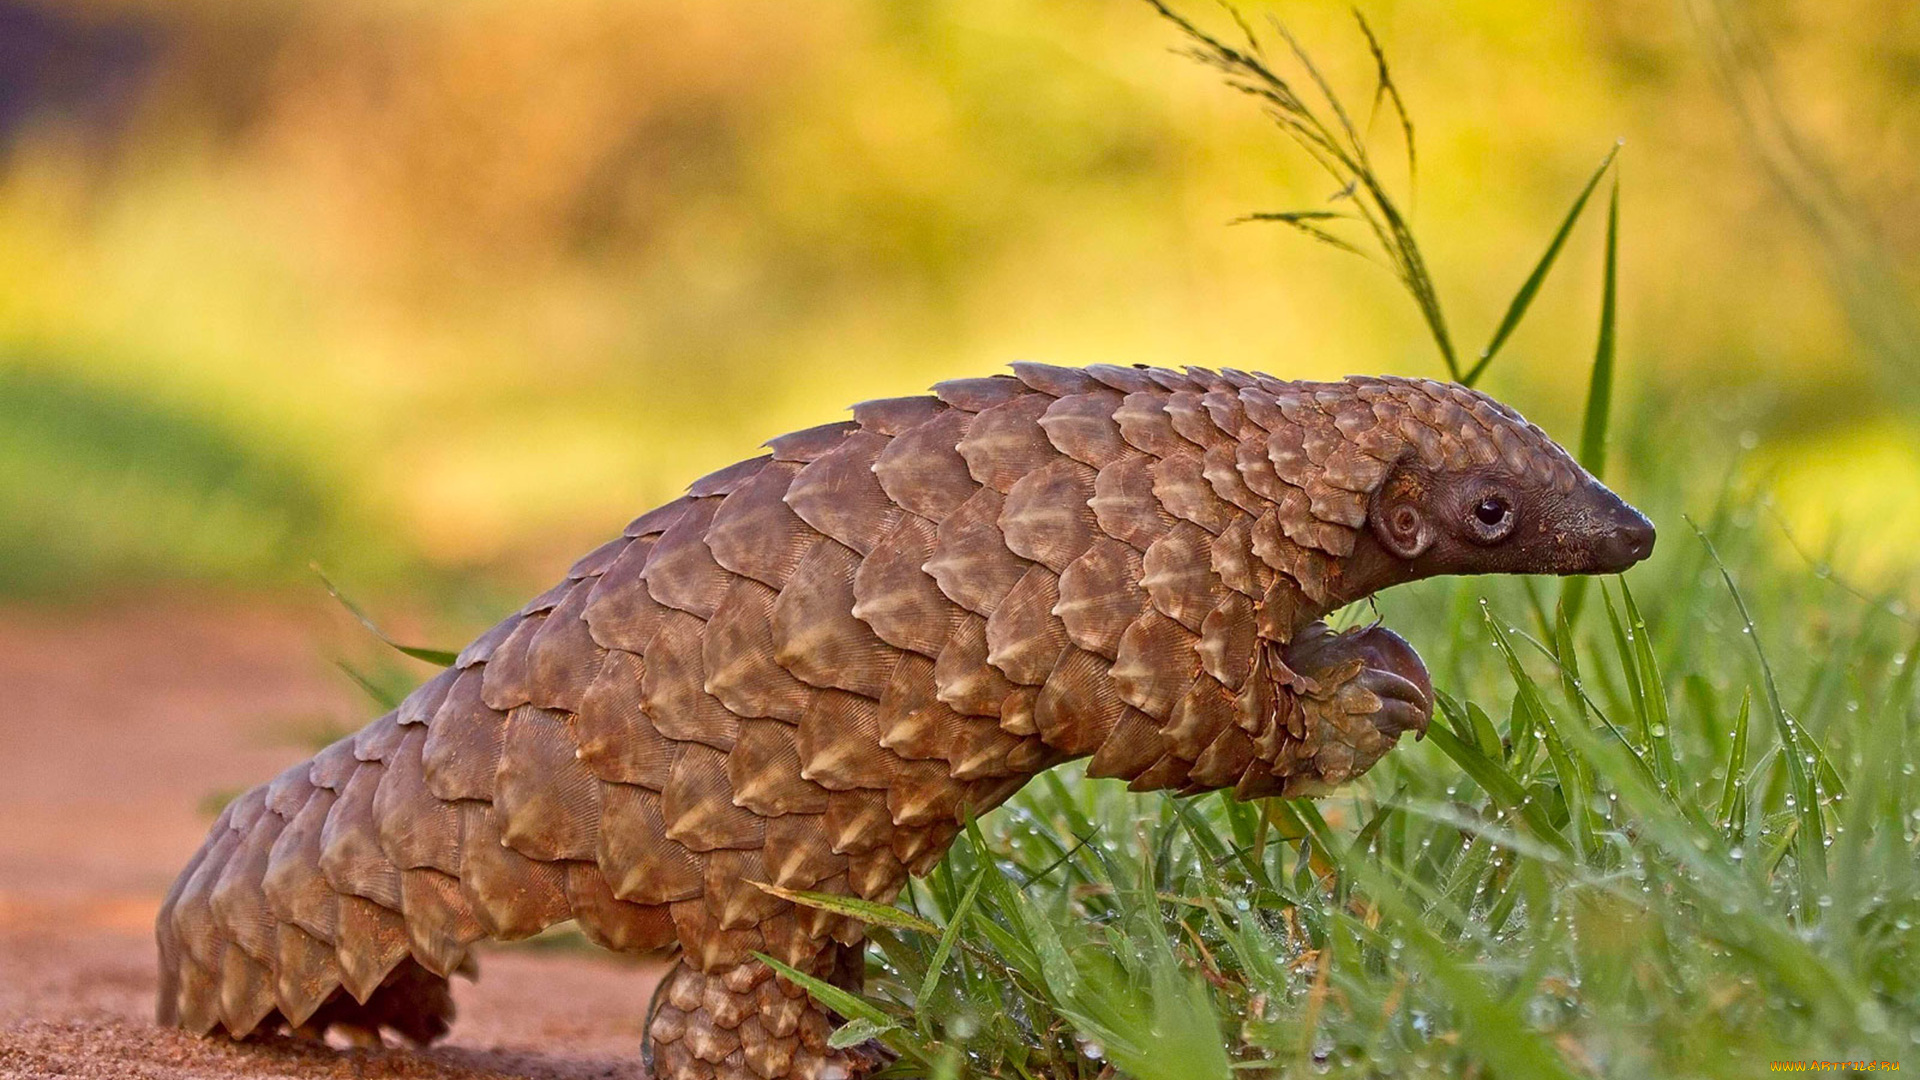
[155,363,1654,1079]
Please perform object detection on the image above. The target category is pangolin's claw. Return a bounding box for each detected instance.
[1342,625,1434,740]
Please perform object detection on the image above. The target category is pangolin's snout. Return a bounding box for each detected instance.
[1594,511,1656,571]
[1575,482,1658,574]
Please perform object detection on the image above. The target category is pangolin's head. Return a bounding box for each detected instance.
[1357,378,1655,580]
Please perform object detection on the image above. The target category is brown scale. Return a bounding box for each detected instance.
[849,514,957,657]
[785,430,902,557]
[932,614,1020,717]
[157,364,1635,1080]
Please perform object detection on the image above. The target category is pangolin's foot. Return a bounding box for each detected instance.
[1284,622,1434,740]
[1275,622,1435,793]
[646,958,889,1080]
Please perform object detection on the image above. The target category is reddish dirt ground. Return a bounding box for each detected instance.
[0,596,661,1079]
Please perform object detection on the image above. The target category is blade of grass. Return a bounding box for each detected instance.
[1622,580,1678,784]
[333,658,404,710]
[1688,517,1829,893]
[1558,175,1623,625]
[1483,604,1593,858]
[1717,691,1752,838]
[1425,701,1573,858]
[1236,211,1372,259]
[1354,10,1415,191]
[313,564,459,667]
[1465,144,1620,386]
[917,867,991,1023]
[1600,582,1650,749]
[754,952,905,1032]
[1577,176,1622,477]
[747,881,939,935]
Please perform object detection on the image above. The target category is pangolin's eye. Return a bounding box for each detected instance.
[1469,495,1515,542]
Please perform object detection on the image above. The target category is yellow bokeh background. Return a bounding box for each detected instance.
[1,0,1915,603]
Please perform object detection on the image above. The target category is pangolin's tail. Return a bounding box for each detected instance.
[155,568,690,1043]
[152,705,495,1043]
[153,749,463,1043]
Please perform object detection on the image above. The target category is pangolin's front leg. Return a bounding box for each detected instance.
[156,364,1648,1080]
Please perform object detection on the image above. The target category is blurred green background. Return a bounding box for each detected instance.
[2,0,1916,612]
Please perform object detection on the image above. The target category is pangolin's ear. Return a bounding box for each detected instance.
[1375,501,1433,560]
[1370,459,1434,561]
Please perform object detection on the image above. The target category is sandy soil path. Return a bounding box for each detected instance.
[0,596,661,1079]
